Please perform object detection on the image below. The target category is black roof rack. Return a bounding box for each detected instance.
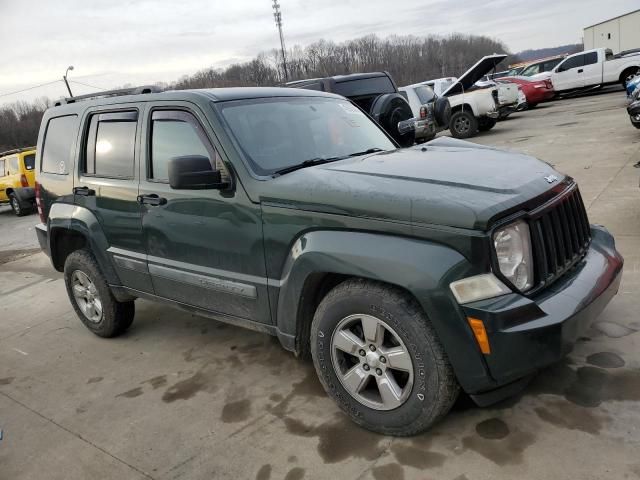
[54,85,163,106]
[0,146,36,157]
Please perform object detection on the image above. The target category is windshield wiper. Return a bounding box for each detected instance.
[274,157,340,176]
[348,148,385,157]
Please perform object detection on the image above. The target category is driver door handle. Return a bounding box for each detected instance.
[577,69,583,73]
[73,186,95,196]
[137,193,167,206]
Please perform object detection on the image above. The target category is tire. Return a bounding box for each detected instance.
[527,103,538,109]
[9,193,27,217]
[370,93,415,148]
[310,279,459,436]
[64,249,135,338]
[434,96,451,128]
[478,117,497,132]
[449,110,478,139]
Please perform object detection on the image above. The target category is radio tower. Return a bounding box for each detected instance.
[272,0,289,81]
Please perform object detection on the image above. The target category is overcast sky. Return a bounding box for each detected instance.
[1,0,638,105]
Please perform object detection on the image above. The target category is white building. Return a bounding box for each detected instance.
[584,9,640,54]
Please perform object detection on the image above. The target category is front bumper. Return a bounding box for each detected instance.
[462,225,623,399]
[485,109,499,119]
[498,104,517,118]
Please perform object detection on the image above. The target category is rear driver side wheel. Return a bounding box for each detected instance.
[64,250,135,337]
[310,279,459,436]
[9,193,27,217]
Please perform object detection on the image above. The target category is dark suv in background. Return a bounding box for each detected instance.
[34,86,622,436]
[286,71,449,146]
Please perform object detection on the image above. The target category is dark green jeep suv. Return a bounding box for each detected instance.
[34,86,623,436]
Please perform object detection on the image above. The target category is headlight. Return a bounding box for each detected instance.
[493,220,534,291]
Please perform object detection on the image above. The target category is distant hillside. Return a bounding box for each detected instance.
[515,44,583,62]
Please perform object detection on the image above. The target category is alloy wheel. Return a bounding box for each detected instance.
[453,116,470,135]
[330,314,414,411]
[71,270,103,323]
[10,196,21,215]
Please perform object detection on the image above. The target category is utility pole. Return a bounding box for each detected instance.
[272,0,288,82]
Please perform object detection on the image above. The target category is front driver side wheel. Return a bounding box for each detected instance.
[449,111,478,139]
[64,250,135,337]
[310,279,459,436]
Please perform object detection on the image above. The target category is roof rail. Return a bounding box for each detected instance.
[0,146,36,157]
[54,85,163,106]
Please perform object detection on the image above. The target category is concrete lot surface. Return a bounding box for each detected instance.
[1,91,640,480]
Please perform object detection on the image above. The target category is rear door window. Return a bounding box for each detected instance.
[559,55,584,71]
[41,115,78,174]
[584,52,598,65]
[85,111,137,178]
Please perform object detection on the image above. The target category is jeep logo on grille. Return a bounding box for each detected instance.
[544,174,558,184]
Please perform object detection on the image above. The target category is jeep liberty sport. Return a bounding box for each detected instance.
[34,86,623,436]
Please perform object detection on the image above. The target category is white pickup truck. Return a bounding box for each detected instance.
[421,55,516,138]
[550,48,640,93]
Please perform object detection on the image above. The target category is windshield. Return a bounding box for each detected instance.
[521,64,541,76]
[218,97,395,176]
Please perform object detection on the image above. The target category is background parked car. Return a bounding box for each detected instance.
[628,88,640,129]
[0,147,36,216]
[518,55,566,79]
[496,76,555,109]
[398,83,451,142]
[626,74,640,99]
[424,54,507,138]
[286,72,420,147]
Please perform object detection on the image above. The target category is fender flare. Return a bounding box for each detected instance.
[47,203,121,284]
[274,230,492,392]
[6,187,35,204]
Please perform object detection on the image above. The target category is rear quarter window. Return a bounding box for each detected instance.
[23,154,35,170]
[41,115,78,174]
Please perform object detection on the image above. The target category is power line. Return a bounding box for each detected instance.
[0,80,63,98]
[69,79,106,91]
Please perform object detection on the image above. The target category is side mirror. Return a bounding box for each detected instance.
[397,118,417,135]
[168,155,228,190]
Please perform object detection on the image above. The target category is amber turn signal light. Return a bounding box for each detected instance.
[467,317,491,354]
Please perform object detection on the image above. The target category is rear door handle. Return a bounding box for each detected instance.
[577,69,583,73]
[73,186,95,196]
[137,194,167,206]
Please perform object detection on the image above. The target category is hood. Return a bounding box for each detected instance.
[259,137,566,231]
[443,54,508,97]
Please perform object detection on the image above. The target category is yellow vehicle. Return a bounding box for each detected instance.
[0,147,37,216]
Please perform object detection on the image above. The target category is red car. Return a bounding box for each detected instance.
[496,76,554,108]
